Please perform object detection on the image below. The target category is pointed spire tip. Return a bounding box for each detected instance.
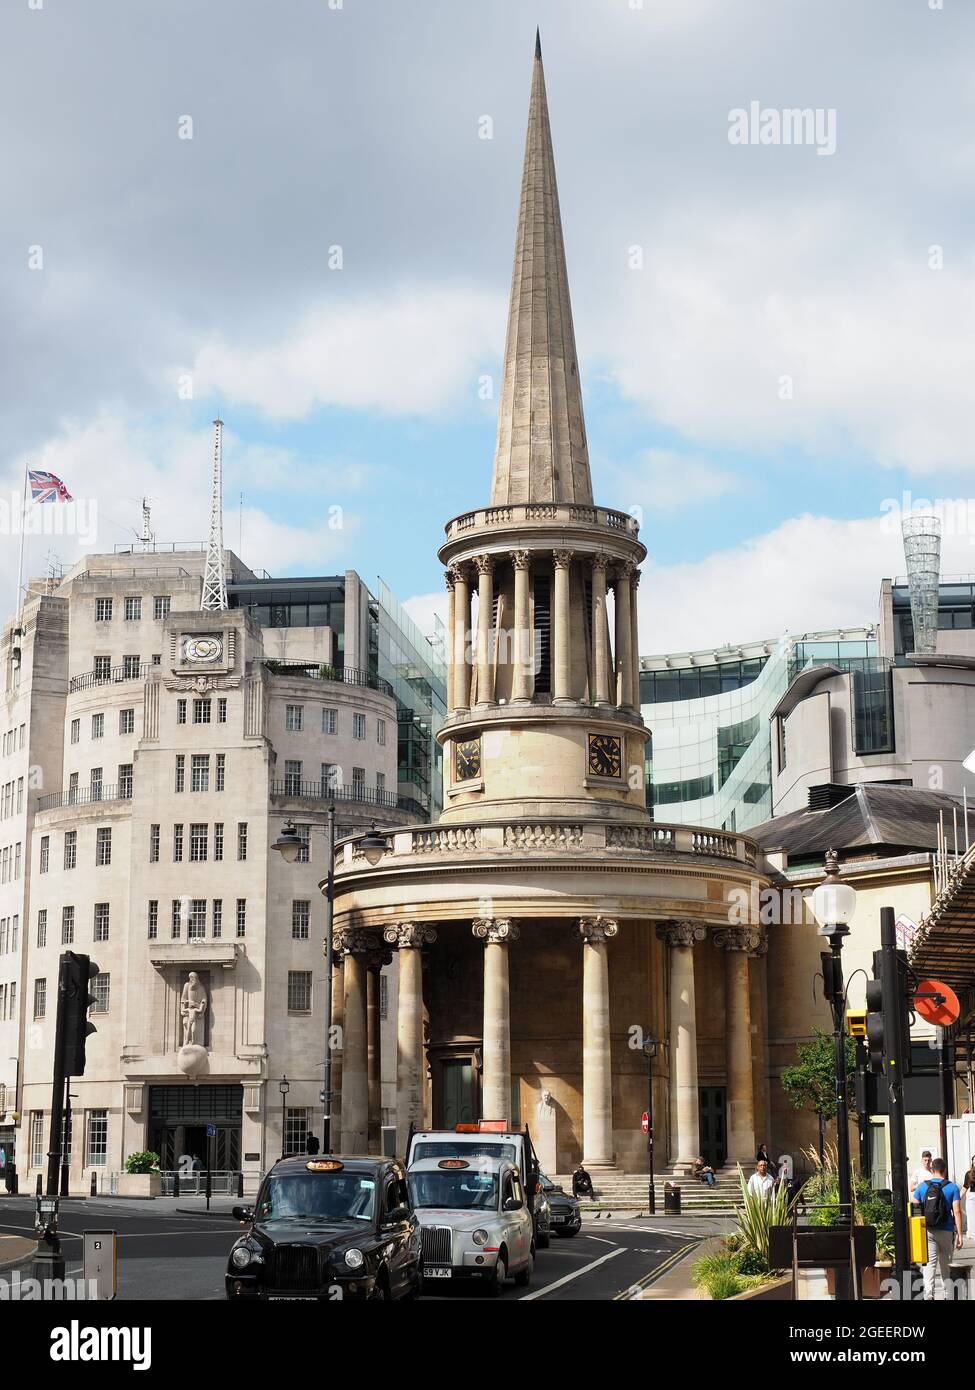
[535,27,541,60]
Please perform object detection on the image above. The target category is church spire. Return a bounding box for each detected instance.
[490,32,593,507]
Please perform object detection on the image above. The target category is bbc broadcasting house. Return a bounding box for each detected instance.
[0,549,444,1190]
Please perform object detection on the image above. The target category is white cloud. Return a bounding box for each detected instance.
[189,286,504,422]
[402,591,447,642]
[606,448,738,514]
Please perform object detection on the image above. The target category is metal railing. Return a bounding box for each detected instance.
[263,661,394,697]
[271,779,400,809]
[38,783,132,812]
[69,662,154,692]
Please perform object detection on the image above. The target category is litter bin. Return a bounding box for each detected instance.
[664,1181,681,1215]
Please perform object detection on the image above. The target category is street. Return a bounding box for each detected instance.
[0,1197,726,1301]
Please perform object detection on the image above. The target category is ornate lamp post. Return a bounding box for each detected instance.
[642,1035,659,1215]
[278,1075,290,1160]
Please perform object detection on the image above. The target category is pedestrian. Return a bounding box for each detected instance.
[915,1158,964,1300]
[910,1149,934,1203]
[963,1156,975,1243]
[191,1153,204,1173]
[756,1142,771,1165]
[747,1157,776,1200]
[695,1157,716,1188]
[572,1163,594,1200]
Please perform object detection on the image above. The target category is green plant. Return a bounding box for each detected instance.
[781,1029,857,1126]
[734,1163,803,1265]
[123,1151,160,1175]
[706,1269,748,1300]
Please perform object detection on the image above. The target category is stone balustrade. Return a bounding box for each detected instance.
[443,501,640,542]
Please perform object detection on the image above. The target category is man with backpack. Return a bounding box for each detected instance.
[915,1158,964,1299]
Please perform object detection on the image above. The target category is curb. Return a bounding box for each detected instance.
[0,1237,36,1275]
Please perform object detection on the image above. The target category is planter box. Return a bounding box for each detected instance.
[117,1171,162,1198]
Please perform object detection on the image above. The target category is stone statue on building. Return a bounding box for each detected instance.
[180,972,208,1047]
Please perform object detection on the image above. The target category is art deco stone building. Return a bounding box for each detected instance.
[331,39,773,1175]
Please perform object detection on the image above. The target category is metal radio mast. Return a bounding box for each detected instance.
[201,417,228,612]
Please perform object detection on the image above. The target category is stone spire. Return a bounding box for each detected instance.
[489,32,593,507]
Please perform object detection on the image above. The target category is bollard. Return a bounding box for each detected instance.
[173,1168,180,1198]
[237,1170,244,1198]
[35,1173,42,1196]
[90,1169,97,1197]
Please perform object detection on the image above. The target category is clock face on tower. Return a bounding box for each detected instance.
[588,732,623,779]
[181,633,224,664]
[455,738,482,781]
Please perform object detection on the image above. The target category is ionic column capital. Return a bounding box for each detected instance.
[473,553,494,576]
[383,922,437,950]
[334,927,385,959]
[713,927,762,953]
[553,548,574,569]
[579,916,619,945]
[472,917,520,944]
[656,920,707,949]
[509,549,532,571]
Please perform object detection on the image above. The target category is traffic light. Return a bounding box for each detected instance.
[60,952,99,1076]
[865,948,912,1076]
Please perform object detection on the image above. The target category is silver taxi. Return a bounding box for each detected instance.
[408,1156,534,1295]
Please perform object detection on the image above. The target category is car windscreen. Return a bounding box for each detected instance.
[256,1173,376,1223]
[408,1171,500,1211]
[412,1141,517,1163]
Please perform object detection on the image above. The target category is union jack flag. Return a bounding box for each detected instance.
[28,470,73,503]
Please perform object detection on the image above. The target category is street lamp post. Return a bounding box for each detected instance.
[642,1036,658,1215]
[278,1076,290,1159]
[810,848,858,1301]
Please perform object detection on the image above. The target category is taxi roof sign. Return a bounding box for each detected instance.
[306,1159,344,1172]
[438,1158,470,1169]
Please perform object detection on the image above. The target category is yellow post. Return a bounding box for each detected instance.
[909,1213,928,1266]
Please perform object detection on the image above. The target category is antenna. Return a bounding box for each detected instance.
[140,497,155,546]
[201,418,228,612]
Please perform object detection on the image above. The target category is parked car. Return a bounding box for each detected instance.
[540,1173,581,1236]
[225,1155,421,1301]
[408,1156,534,1295]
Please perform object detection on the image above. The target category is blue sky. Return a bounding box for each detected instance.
[3,0,975,651]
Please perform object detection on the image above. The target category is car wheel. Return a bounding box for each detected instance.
[514,1246,534,1288]
[486,1251,508,1297]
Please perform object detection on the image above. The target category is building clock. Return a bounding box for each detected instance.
[180,634,224,664]
[455,738,482,781]
[588,732,623,778]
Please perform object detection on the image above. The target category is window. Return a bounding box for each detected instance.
[147,900,158,940]
[852,664,895,756]
[322,707,337,735]
[171,899,183,938]
[64,830,77,870]
[212,898,223,938]
[216,753,225,791]
[118,763,133,799]
[91,713,104,740]
[96,827,112,866]
[153,596,170,620]
[352,767,365,795]
[288,970,312,1013]
[218,698,227,724]
[377,718,386,746]
[284,760,302,795]
[124,597,141,621]
[95,598,113,623]
[292,900,310,940]
[94,656,111,680]
[296,824,310,864]
[85,1111,108,1167]
[175,754,185,793]
[214,822,224,861]
[37,908,47,947]
[188,899,206,939]
[94,903,110,942]
[122,655,141,678]
[237,823,247,861]
[193,698,211,725]
[70,718,80,745]
[191,755,210,793]
[61,907,74,945]
[14,843,21,879]
[177,699,187,725]
[33,978,46,1019]
[353,713,366,740]
[90,768,104,801]
[173,824,184,862]
[377,772,385,796]
[40,835,49,873]
[190,823,208,862]
[149,823,160,862]
[284,1108,309,1157]
[119,708,135,735]
[30,1112,44,1167]
[286,705,303,732]
[17,775,23,813]
[236,899,246,938]
[68,773,79,802]
[92,973,110,1013]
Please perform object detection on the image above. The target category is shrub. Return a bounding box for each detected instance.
[124,1151,160,1175]
[706,1269,748,1301]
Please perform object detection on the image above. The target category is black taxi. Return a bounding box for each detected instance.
[225,1155,422,1301]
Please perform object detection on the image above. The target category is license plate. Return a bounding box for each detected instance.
[425,1267,452,1278]
[553,1215,566,1223]
[268,1296,317,1301]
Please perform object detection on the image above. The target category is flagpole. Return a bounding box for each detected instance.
[14,464,29,626]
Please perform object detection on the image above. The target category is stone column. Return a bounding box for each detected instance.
[473,918,520,1121]
[337,929,385,1154]
[510,550,533,702]
[451,564,471,712]
[614,562,634,709]
[444,570,456,713]
[657,921,706,1173]
[383,922,437,1155]
[366,964,382,1149]
[630,568,642,710]
[749,934,770,1154]
[714,927,761,1165]
[579,917,618,1167]
[591,553,612,705]
[474,554,494,706]
[330,955,344,1138]
[553,549,573,702]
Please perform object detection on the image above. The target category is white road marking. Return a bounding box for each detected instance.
[518,1246,623,1300]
